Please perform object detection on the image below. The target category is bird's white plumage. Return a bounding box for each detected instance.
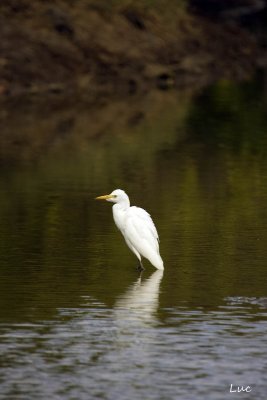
[96,189,164,270]
[125,207,159,255]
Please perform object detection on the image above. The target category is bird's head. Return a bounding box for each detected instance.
[95,189,129,205]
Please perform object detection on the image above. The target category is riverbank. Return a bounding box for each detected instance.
[0,1,266,101]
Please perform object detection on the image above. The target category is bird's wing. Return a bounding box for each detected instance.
[125,206,160,254]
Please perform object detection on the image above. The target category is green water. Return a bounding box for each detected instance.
[0,76,267,399]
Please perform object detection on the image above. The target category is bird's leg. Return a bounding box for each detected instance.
[136,259,145,272]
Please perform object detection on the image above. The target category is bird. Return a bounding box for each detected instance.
[95,189,164,271]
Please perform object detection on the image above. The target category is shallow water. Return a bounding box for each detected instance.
[1,76,267,399]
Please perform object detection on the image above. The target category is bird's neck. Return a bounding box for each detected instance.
[113,199,130,211]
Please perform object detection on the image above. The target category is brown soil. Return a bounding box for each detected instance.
[0,1,265,100]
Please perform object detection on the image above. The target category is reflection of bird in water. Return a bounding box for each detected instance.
[99,270,164,394]
[114,270,164,328]
[95,189,164,271]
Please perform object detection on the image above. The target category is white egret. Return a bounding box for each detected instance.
[95,189,164,271]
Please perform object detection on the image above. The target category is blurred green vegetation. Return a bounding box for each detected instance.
[187,73,267,156]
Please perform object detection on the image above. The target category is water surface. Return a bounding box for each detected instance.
[0,77,267,399]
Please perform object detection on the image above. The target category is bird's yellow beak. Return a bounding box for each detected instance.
[95,194,115,200]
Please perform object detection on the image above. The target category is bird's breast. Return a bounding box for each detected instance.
[112,206,127,233]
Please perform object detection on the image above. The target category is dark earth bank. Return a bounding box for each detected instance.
[0,0,267,100]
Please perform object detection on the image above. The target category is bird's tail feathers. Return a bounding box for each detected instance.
[148,253,164,270]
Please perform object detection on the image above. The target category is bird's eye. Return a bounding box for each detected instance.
[113,195,117,198]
